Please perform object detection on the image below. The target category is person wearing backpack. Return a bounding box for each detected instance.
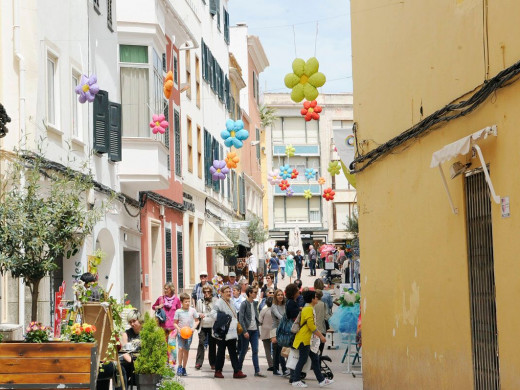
[271,289,289,376]
[290,290,334,388]
[209,285,247,379]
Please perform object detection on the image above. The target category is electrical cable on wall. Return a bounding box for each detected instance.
[350,58,520,174]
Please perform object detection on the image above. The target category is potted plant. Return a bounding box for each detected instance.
[134,312,169,390]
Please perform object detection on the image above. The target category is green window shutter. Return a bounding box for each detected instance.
[220,145,224,196]
[224,9,230,44]
[177,231,184,289]
[201,40,207,81]
[225,76,230,110]
[93,90,109,154]
[204,129,212,187]
[165,228,172,282]
[108,102,122,162]
[174,56,178,85]
[212,137,220,192]
[164,102,170,171]
[174,110,181,176]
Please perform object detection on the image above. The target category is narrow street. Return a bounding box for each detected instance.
[180,270,363,389]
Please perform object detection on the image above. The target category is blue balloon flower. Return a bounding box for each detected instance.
[279,164,292,180]
[220,119,249,149]
[304,168,316,180]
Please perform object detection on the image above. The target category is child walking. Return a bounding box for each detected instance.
[174,293,199,376]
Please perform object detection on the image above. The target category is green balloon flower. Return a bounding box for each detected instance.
[303,189,313,199]
[328,161,341,176]
[284,57,326,103]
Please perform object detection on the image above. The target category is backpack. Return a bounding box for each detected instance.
[212,311,232,341]
[276,313,295,347]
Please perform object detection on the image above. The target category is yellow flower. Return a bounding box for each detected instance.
[285,144,295,157]
[284,57,326,103]
[303,189,313,199]
[328,161,341,176]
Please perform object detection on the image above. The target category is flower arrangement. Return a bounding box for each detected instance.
[69,323,97,343]
[25,322,51,343]
[338,288,360,307]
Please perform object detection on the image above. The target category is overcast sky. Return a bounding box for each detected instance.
[229,0,352,95]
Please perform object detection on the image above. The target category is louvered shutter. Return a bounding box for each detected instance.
[177,231,184,290]
[201,40,207,81]
[93,90,109,153]
[164,102,170,171]
[174,110,181,176]
[165,228,172,282]
[108,102,122,162]
[204,129,212,186]
[212,137,220,192]
[209,0,217,15]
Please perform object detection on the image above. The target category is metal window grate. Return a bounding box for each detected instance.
[465,170,501,390]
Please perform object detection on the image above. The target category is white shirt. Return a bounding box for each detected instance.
[279,259,286,267]
[248,255,258,272]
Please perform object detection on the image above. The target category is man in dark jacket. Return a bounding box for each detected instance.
[237,286,267,378]
[294,250,304,280]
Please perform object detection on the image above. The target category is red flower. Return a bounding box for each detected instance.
[291,169,299,179]
[279,180,291,191]
[300,100,322,121]
[322,187,335,201]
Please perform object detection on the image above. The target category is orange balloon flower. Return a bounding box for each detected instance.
[322,187,335,201]
[225,152,240,169]
[318,177,326,185]
[164,71,174,99]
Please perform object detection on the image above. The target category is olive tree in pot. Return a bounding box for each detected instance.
[134,312,169,390]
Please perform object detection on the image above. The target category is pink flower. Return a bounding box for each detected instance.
[149,114,169,135]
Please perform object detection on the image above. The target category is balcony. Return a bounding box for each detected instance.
[274,183,321,195]
[118,137,169,194]
[273,144,320,156]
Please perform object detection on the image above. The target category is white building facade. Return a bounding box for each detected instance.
[264,93,355,251]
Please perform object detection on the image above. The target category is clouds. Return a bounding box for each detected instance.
[229,0,352,94]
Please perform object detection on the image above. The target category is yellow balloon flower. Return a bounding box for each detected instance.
[285,144,295,157]
[303,189,313,199]
[328,161,341,176]
[284,57,327,103]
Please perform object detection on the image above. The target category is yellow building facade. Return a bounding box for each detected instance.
[351,1,520,389]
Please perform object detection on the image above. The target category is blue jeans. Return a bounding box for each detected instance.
[291,343,324,383]
[309,260,316,276]
[280,267,285,278]
[239,329,260,373]
[270,270,278,286]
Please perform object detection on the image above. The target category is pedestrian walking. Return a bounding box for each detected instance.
[268,254,280,286]
[247,251,258,284]
[226,271,239,287]
[210,285,247,379]
[314,289,331,356]
[271,289,289,376]
[152,282,181,339]
[279,255,287,280]
[191,271,212,306]
[259,296,274,372]
[290,290,334,388]
[294,250,304,280]
[314,279,333,313]
[195,286,217,370]
[259,287,274,311]
[260,274,275,299]
[308,245,317,277]
[238,286,267,377]
[173,293,200,376]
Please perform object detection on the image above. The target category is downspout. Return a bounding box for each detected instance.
[14,0,26,326]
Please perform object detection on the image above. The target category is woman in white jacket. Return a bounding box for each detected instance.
[210,285,247,379]
[259,296,274,371]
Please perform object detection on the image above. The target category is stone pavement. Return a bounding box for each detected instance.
[178,267,363,390]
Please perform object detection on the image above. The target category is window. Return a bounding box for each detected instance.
[195,56,201,107]
[209,0,218,16]
[107,0,113,31]
[162,53,167,72]
[187,117,193,172]
[216,3,221,31]
[283,117,306,143]
[93,90,122,161]
[185,51,191,99]
[332,119,354,129]
[71,73,81,138]
[93,0,100,14]
[333,202,356,230]
[306,119,319,144]
[204,129,211,187]
[165,228,172,282]
[273,198,285,223]
[253,71,260,103]
[223,8,230,44]
[197,125,202,178]
[231,170,238,211]
[309,197,321,222]
[173,54,179,87]
[286,198,307,222]
[46,54,57,126]
[174,110,181,176]
[120,45,148,63]
[212,138,220,192]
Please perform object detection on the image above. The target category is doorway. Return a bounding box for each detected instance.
[465,169,500,390]
[123,250,141,311]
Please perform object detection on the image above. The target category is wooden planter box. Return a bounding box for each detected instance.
[0,341,98,389]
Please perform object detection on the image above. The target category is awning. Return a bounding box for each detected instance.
[430,125,497,168]
[430,125,499,214]
[205,221,234,248]
[228,228,250,248]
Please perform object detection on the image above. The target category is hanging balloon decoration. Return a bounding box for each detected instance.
[279,164,292,180]
[149,114,169,135]
[221,119,249,148]
[225,152,240,169]
[303,189,313,199]
[322,188,335,201]
[304,168,317,180]
[291,169,299,179]
[164,71,174,99]
[279,180,291,191]
[210,160,229,180]
[285,187,294,197]
[285,144,295,157]
[284,57,326,103]
[318,177,326,185]
[268,169,282,185]
[75,74,99,103]
[328,161,341,176]
[301,100,322,121]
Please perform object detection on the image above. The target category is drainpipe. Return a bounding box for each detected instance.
[14,0,26,326]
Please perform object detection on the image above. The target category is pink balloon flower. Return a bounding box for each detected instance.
[150,114,169,135]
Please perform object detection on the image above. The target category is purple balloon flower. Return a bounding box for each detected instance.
[285,187,294,197]
[75,74,100,103]
[210,160,229,180]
